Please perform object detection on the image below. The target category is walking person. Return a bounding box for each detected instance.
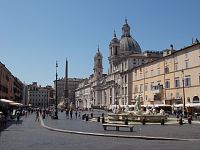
[16,111,20,123]
[70,109,73,119]
[75,110,78,119]
[65,109,69,119]
[35,111,39,122]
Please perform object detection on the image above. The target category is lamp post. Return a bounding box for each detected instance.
[54,61,58,119]
[181,69,186,118]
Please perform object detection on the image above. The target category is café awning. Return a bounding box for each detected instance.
[0,99,23,106]
[0,99,15,103]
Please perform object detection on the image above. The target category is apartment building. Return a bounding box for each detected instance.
[130,42,200,106]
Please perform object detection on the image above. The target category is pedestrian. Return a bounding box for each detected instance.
[75,111,78,119]
[35,111,39,122]
[70,109,73,119]
[78,111,81,119]
[25,110,28,117]
[16,111,20,122]
[42,109,46,119]
[66,109,69,119]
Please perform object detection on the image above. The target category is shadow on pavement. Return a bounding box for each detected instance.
[0,119,23,132]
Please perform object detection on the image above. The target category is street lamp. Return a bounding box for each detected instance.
[54,61,58,119]
[181,69,186,118]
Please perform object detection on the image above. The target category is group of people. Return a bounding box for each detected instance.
[65,109,81,119]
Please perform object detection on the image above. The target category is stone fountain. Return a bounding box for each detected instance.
[108,95,167,123]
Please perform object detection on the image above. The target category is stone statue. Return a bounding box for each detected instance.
[159,109,165,115]
[134,95,141,111]
[125,105,129,112]
[144,107,151,115]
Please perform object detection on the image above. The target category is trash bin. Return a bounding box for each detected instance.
[124,118,128,125]
[82,114,86,120]
[86,115,89,121]
[97,116,100,122]
[188,116,192,124]
[142,118,146,125]
[161,118,165,125]
[91,113,93,118]
[102,117,105,123]
[179,117,183,125]
[102,113,104,117]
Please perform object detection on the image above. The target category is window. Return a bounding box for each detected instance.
[134,72,137,80]
[157,63,160,68]
[110,88,112,96]
[185,52,188,58]
[133,59,136,65]
[151,70,153,76]
[165,66,169,74]
[125,87,127,95]
[174,78,180,88]
[176,92,180,99]
[185,60,189,69]
[174,56,178,62]
[185,76,191,87]
[134,85,138,93]
[145,71,148,78]
[151,82,154,91]
[199,56,200,64]
[145,83,148,91]
[140,84,143,92]
[115,47,117,55]
[165,80,170,89]
[157,81,161,89]
[145,95,148,101]
[199,74,200,85]
[122,87,124,95]
[157,69,160,75]
[125,75,127,83]
[175,64,178,71]
[140,73,142,79]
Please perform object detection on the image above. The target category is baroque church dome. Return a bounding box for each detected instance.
[119,19,141,53]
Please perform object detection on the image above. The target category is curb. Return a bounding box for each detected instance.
[39,116,194,141]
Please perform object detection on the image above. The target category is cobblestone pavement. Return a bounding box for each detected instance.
[0,111,200,150]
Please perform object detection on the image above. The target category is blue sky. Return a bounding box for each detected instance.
[0,0,200,86]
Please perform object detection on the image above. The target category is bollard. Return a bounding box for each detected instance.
[142,118,146,125]
[97,116,100,122]
[102,113,104,117]
[124,118,128,125]
[188,116,192,124]
[161,118,165,125]
[91,113,93,118]
[102,117,105,123]
[179,117,183,125]
[82,114,85,120]
[86,115,89,121]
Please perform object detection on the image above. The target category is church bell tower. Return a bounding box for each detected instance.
[94,46,103,80]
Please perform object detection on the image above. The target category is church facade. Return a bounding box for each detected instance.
[75,19,162,109]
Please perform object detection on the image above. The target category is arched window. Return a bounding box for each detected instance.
[115,47,117,56]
